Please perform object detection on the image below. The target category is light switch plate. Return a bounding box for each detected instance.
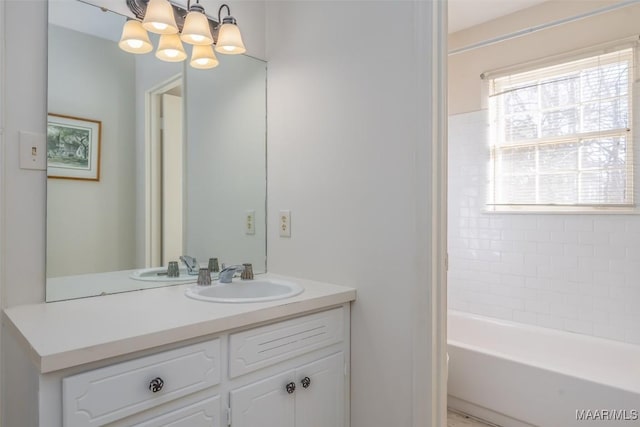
[19,131,46,171]
[279,210,291,238]
[245,210,255,235]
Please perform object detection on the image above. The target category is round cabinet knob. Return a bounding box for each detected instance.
[149,377,164,393]
[301,376,311,389]
[285,382,296,394]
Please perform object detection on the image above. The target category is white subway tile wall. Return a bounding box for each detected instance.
[448,111,640,345]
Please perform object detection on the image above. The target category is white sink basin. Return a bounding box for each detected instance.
[185,278,304,303]
[130,267,217,284]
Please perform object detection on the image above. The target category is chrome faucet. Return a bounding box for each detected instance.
[179,256,199,276]
[219,265,245,283]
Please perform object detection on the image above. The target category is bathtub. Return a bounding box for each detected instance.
[447,310,640,427]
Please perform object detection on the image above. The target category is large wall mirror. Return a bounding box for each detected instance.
[46,0,267,302]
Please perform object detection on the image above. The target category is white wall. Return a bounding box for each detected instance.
[185,54,267,271]
[3,0,47,307]
[447,1,640,345]
[265,2,438,426]
[2,0,48,424]
[47,25,137,277]
[0,2,5,423]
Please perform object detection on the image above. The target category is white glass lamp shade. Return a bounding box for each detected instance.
[190,44,219,69]
[118,20,153,54]
[155,34,187,62]
[181,10,213,45]
[142,0,178,34]
[214,23,246,54]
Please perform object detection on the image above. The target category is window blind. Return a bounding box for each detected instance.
[488,48,634,208]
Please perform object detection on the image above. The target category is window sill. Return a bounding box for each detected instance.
[483,206,639,215]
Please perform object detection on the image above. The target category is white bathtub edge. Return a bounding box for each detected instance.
[448,310,640,426]
[448,310,640,395]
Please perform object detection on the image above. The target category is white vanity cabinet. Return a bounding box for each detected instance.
[4,303,351,427]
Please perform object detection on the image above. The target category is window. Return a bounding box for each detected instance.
[488,48,634,211]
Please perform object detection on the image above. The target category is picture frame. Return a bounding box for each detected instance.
[47,114,102,181]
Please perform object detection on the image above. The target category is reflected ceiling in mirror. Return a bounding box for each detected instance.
[46,0,267,302]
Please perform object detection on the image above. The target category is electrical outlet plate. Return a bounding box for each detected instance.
[245,210,255,235]
[19,131,46,171]
[279,210,291,237]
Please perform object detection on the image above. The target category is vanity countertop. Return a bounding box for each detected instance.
[3,274,356,374]
[46,268,195,301]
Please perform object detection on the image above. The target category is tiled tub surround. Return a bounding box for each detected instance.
[448,110,640,344]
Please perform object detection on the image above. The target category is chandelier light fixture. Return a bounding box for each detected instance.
[142,0,179,34]
[215,4,246,55]
[119,0,246,70]
[119,19,153,54]
[190,44,220,69]
[155,33,188,62]
[181,2,214,45]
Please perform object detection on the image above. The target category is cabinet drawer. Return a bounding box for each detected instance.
[135,395,221,427]
[229,307,344,378]
[63,339,221,427]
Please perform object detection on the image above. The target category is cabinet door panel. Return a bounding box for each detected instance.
[230,371,295,427]
[295,352,345,427]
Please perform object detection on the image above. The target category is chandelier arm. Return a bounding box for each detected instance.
[218,4,231,23]
[126,0,148,20]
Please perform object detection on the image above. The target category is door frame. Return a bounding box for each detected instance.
[144,75,183,268]
[431,1,448,424]
[413,1,448,426]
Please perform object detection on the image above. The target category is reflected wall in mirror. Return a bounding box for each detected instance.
[46,0,267,302]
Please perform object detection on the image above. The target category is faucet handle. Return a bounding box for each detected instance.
[208,258,220,273]
[167,261,180,277]
[241,263,254,280]
[197,268,212,286]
